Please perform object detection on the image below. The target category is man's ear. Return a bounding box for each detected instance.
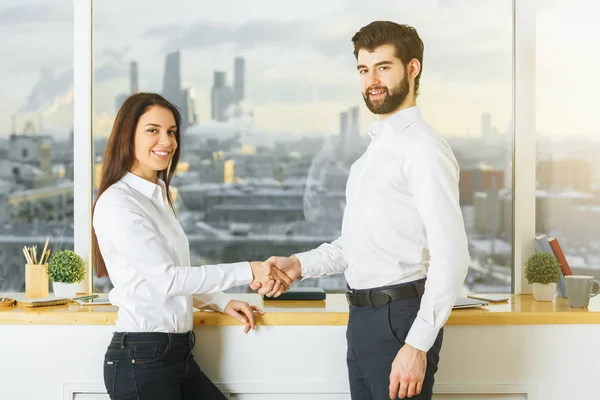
[407,59,421,79]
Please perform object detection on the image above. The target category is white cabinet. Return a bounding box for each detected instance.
[230,395,349,400]
[73,395,110,400]
[73,392,525,400]
[433,396,526,400]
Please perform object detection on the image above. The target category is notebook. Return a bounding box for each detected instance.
[262,287,326,301]
[17,296,69,308]
[453,296,489,309]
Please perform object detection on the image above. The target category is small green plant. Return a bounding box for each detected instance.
[525,253,561,285]
[48,250,85,284]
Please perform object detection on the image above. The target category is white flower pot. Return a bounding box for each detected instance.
[52,282,78,298]
[532,282,556,302]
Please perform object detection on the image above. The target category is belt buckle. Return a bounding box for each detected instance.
[378,292,392,305]
[345,289,355,305]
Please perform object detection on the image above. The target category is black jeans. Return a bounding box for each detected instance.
[103,331,227,400]
[346,281,444,400]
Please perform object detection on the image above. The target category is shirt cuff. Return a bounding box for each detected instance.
[225,261,254,286]
[404,316,440,352]
[293,250,321,279]
[210,292,233,313]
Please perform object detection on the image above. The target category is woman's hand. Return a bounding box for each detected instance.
[249,261,292,297]
[223,300,264,334]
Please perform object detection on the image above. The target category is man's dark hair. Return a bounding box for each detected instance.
[352,21,424,95]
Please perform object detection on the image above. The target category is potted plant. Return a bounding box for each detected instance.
[525,252,562,301]
[48,250,85,298]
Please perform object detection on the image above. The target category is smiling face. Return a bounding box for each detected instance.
[357,43,419,118]
[130,105,178,183]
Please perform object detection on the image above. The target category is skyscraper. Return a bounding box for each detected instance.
[211,71,229,121]
[339,111,349,148]
[349,107,360,142]
[161,51,197,130]
[130,61,138,94]
[234,57,245,103]
[182,88,198,128]
[162,51,182,109]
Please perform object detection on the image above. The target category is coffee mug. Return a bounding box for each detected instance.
[565,275,600,308]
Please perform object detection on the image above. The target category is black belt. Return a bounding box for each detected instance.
[345,280,425,307]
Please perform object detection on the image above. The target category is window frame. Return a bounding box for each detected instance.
[73,0,536,294]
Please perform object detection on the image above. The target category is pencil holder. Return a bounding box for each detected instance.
[25,264,49,299]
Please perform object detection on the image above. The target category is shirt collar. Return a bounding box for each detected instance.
[121,172,163,199]
[367,106,422,138]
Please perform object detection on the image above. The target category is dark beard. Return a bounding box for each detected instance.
[362,75,410,115]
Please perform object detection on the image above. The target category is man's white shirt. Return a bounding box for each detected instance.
[295,106,470,351]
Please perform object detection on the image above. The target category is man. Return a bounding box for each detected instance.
[254,21,470,399]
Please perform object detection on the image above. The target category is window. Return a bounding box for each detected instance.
[92,0,513,293]
[536,0,599,278]
[0,0,74,292]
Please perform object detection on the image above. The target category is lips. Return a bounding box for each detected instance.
[151,150,171,160]
[368,87,387,99]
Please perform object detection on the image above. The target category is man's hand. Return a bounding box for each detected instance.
[249,261,293,297]
[250,256,302,297]
[389,344,427,399]
[223,300,264,334]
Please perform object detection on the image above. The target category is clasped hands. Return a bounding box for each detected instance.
[249,255,302,297]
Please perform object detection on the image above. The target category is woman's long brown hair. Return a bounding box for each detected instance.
[92,93,182,278]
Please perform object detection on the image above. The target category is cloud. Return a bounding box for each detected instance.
[19,68,73,114]
[0,1,71,28]
[144,19,349,57]
[94,63,127,83]
[249,80,356,104]
[101,46,131,63]
[18,60,127,117]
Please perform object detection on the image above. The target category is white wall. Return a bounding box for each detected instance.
[1,324,596,400]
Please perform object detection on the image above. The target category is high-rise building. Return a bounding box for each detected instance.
[339,111,349,143]
[349,107,360,142]
[182,88,198,129]
[161,51,199,131]
[211,71,229,121]
[130,61,138,94]
[8,133,54,180]
[234,57,245,103]
[338,107,361,159]
[459,168,505,205]
[162,51,182,109]
[537,159,591,193]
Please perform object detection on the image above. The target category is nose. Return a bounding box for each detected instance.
[158,131,171,146]
[366,71,380,88]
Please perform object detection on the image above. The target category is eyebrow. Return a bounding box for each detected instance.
[145,123,177,129]
[356,60,394,71]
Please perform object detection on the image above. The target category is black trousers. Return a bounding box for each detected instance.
[103,331,227,400]
[346,281,444,400]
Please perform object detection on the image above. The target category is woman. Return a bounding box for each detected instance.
[92,93,290,399]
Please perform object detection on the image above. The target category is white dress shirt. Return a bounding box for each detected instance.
[295,106,470,352]
[93,172,253,333]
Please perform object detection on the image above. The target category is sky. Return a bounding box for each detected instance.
[0,0,597,140]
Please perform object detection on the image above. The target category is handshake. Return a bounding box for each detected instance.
[248,255,302,298]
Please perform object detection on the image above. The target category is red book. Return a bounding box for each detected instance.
[548,236,573,276]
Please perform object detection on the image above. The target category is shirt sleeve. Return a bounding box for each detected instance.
[192,292,232,313]
[93,193,253,297]
[402,138,470,352]
[293,237,347,279]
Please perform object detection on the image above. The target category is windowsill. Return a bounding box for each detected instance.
[1,293,599,326]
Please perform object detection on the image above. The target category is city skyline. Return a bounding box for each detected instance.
[1,0,598,139]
